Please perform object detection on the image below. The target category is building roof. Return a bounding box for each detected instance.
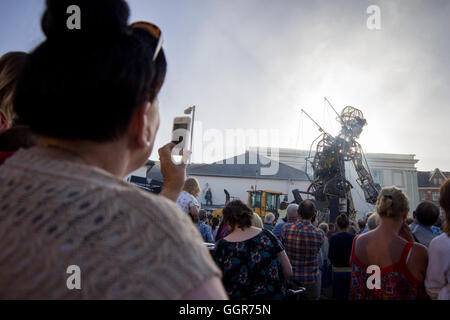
[145,151,309,182]
[417,169,449,187]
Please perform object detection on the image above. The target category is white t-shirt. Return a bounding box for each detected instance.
[425,233,450,300]
[176,190,200,214]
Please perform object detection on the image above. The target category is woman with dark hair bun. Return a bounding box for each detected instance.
[0,0,227,299]
[214,200,292,300]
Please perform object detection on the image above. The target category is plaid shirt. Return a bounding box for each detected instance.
[281,220,324,284]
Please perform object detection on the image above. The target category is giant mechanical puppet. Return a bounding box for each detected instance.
[299,98,381,222]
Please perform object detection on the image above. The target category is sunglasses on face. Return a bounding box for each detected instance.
[130,21,163,62]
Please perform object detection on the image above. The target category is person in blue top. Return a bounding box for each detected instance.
[197,209,214,243]
[272,204,299,240]
[410,201,440,248]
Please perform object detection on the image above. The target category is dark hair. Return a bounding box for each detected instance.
[222,200,253,232]
[414,201,440,227]
[211,216,220,230]
[336,213,350,230]
[298,200,316,220]
[439,178,450,234]
[199,209,207,221]
[189,211,199,224]
[406,216,414,225]
[357,218,366,231]
[328,223,335,232]
[0,125,36,151]
[14,0,167,142]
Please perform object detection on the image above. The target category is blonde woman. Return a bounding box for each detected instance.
[176,177,201,217]
[425,178,450,299]
[0,51,27,134]
[0,51,35,165]
[349,186,429,300]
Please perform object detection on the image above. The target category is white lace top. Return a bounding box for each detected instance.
[0,146,220,299]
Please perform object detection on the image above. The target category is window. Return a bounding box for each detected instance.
[249,191,262,208]
[265,193,279,211]
[432,192,439,201]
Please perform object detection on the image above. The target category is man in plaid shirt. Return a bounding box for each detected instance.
[282,200,325,300]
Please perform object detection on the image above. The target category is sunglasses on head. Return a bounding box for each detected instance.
[130,21,163,62]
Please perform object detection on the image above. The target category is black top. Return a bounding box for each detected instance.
[328,232,355,268]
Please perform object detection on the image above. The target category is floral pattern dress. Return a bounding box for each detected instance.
[214,229,287,300]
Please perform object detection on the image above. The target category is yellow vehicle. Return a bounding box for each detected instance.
[248,190,283,218]
[211,189,284,218]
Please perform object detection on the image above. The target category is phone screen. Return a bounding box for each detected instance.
[172,121,190,146]
[173,123,189,131]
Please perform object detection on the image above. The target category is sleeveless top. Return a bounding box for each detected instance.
[0,147,221,299]
[349,235,428,300]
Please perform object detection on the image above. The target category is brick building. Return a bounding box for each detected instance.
[417,168,449,209]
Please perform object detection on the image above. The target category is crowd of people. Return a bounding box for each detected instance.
[0,0,449,301]
[177,182,450,300]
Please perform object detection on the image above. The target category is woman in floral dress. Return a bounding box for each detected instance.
[215,200,292,300]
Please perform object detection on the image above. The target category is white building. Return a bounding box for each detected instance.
[130,151,310,206]
[128,147,420,218]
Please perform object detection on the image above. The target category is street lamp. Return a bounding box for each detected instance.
[184,105,196,174]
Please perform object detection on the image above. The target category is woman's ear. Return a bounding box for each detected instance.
[0,111,10,135]
[128,101,152,149]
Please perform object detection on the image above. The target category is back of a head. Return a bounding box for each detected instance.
[376,186,409,220]
[328,223,335,232]
[286,204,299,221]
[336,213,350,230]
[0,51,27,130]
[439,178,450,234]
[298,200,316,220]
[357,218,366,230]
[14,0,167,142]
[264,213,275,224]
[198,209,207,222]
[318,222,329,234]
[183,178,201,197]
[211,216,220,229]
[414,201,440,227]
[365,211,374,222]
[222,200,253,231]
[367,213,380,230]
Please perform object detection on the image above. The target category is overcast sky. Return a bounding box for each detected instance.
[0,0,449,171]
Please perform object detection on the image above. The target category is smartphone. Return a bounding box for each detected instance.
[171,116,191,155]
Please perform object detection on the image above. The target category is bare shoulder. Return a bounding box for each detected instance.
[411,242,428,259]
[408,242,428,275]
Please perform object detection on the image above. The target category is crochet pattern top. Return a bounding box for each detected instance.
[0,146,221,299]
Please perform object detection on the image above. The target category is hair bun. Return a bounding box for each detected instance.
[41,0,130,41]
